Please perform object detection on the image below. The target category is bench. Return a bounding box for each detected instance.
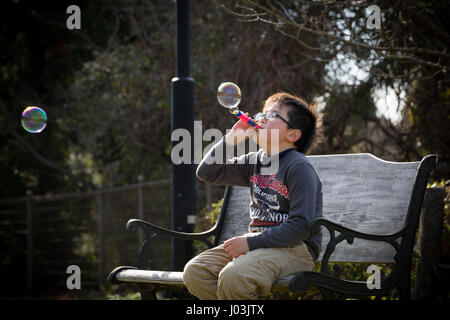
[108,153,438,300]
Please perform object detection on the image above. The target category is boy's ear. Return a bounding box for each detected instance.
[287,129,302,143]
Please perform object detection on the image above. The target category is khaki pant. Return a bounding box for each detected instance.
[182,233,314,300]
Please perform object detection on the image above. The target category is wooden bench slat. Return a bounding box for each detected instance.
[309,154,418,235]
[115,270,185,286]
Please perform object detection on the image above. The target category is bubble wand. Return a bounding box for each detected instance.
[217,82,259,129]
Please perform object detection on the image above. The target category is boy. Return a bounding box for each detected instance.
[183,92,323,299]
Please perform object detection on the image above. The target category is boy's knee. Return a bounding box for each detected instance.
[218,262,239,285]
[182,260,198,286]
[217,258,274,299]
[217,263,251,299]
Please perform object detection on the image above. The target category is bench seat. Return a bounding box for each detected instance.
[109,267,294,291]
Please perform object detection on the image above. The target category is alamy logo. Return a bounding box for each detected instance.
[366,5,381,30]
[171,121,280,174]
[366,264,381,289]
[66,265,81,290]
[66,5,81,30]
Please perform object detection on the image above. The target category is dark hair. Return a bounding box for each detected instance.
[263,92,323,153]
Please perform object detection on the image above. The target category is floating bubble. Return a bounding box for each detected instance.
[21,106,47,133]
[217,82,241,109]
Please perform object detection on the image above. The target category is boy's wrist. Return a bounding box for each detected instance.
[225,127,255,146]
[224,130,243,146]
[246,234,265,251]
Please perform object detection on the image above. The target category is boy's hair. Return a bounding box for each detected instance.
[263,92,323,153]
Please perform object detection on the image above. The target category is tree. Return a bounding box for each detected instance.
[222,0,450,179]
[222,0,449,80]
[61,0,331,187]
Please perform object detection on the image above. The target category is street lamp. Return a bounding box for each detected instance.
[171,0,196,271]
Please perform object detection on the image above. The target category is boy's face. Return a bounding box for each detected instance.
[252,102,298,154]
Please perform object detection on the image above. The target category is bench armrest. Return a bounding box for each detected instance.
[127,218,217,247]
[127,218,218,269]
[314,218,402,243]
[313,218,402,276]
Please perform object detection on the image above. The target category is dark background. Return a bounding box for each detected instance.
[0,0,448,298]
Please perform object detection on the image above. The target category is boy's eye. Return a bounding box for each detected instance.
[254,113,264,120]
[266,112,278,119]
[254,111,279,121]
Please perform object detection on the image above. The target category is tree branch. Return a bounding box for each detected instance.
[225,0,450,66]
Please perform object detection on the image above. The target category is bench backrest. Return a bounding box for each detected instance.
[213,153,435,263]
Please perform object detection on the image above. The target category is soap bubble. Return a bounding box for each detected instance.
[217,82,241,109]
[21,106,47,133]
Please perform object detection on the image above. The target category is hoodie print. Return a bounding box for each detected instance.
[249,174,290,231]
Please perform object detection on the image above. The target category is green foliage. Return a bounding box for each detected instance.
[432,181,450,265]
[426,180,450,265]
[192,199,223,255]
[106,291,141,300]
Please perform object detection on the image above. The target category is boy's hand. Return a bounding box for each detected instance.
[224,113,257,146]
[223,236,249,258]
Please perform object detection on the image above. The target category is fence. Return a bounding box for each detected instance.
[0,178,224,298]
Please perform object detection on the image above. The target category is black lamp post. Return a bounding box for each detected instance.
[171,0,195,271]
